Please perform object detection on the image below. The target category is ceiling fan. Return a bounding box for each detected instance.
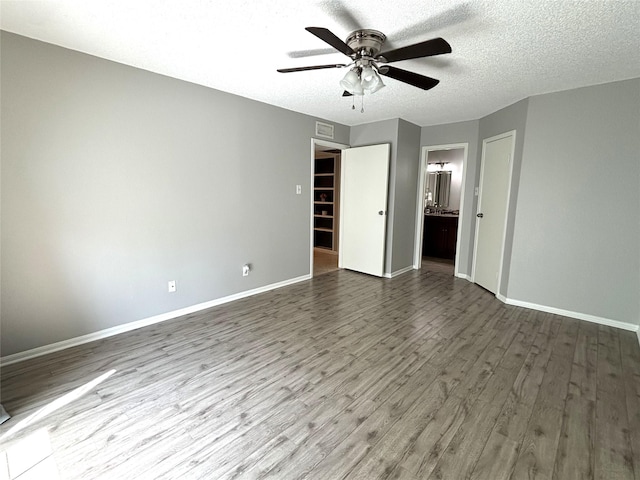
[277,27,452,97]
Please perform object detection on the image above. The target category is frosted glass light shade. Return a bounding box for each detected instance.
[369,76,385,93]
[360,67,384,94]
[352,81,364,95]
[340,66,383,96]
[361,66,376,81]
[340,69,360,93]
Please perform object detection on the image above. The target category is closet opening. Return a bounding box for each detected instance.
[310,139,349,277]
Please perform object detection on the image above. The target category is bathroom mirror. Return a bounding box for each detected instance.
[425,171,451,208]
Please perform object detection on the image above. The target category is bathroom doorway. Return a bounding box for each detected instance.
[413,143,468,276]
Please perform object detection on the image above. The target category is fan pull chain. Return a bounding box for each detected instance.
[352,95,355,110]
[361,95,365,113]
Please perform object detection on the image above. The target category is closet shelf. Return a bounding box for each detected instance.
[314,152,340,252]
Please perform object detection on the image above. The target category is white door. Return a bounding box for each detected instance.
[339,144,390,277]
[473,132,515,293]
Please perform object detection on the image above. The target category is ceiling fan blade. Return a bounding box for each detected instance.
[277,64,347,73]
[330,1,363,32]
[286,48,337,59]
[306,27,355,57]
[377,37,451,63]
[342,90,353,97]
[378,66,440,90]
[390,4,473,41]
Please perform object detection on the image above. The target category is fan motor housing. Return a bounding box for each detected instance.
[346,29,386,57]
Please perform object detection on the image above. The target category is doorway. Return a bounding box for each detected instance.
[311,139,349,277]
[414,143,468,276]
[472,131,516,294]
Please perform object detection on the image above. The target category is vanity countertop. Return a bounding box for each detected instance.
[425,213,459,218]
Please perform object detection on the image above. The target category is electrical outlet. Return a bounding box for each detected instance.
[296,185,302,195]
[242,264,250,276]
[168,280,176,293]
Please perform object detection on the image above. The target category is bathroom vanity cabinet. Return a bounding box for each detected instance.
[423,214,458,260]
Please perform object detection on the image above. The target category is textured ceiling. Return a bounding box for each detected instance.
[1,0,639,127]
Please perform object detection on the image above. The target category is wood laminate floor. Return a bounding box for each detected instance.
[422,257,455,276]
[1,268,639,479]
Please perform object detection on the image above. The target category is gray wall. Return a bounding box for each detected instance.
[0,32,349,356]
[350,119,399,275]
[420,120,480,276]
[421,83,639,328]
[3,32,638,357]
[508,79,640,325]
[392,119,421,273]
[477,99,530,297]
[349,118,421,275]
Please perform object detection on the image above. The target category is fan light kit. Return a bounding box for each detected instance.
[278,27,452,112]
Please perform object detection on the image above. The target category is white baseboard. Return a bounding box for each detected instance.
[497,295,639,333]
[637,329,640,347]
[384,265,415,279]
[1,274,311,367]
[455,273,472,281]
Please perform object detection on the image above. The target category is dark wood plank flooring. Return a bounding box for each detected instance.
[1,267,638,479]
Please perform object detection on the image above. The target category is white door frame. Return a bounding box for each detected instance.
[471,130,517,296]
[310,138,350,276]
[413,143,469,278]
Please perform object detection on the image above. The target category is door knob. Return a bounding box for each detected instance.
[378,210,385,215]
[477,213,484,218]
